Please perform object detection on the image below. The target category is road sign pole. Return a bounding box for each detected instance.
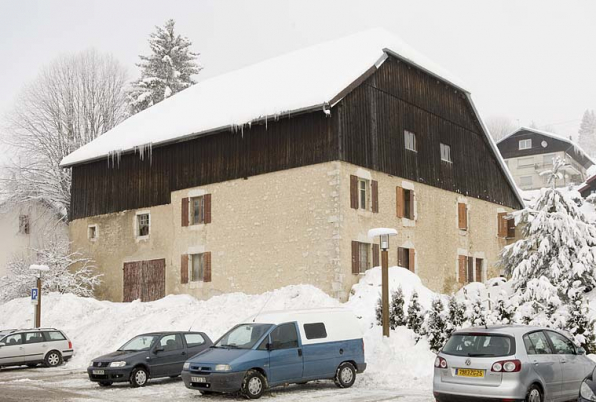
[36,277,41,328]
[381,249,390,338]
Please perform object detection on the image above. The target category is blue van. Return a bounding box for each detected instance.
[181,308,366,398]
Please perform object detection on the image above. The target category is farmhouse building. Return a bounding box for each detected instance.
[61,29,523,302]
[497,127,594,190]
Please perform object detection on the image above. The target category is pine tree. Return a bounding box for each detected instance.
[491,291,517,325]
[390,287,406,329]
[425,298,448,352]
[406,290,425,337]
[500,158,596,300]
[469,297,488,328]
[375,296,383,326]
[446,296,465,336]
[567,282,596,353]
[579,110,596,157]
[128,19,202,114]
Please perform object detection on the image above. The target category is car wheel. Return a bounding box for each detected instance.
[334,362,356,388]
[241,369,266,399]
[130,367,149,387]
[526,384,543,402]
[98,381,113,387]
[45,351,62,368]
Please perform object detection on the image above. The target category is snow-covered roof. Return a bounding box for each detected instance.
[497,126,595,166]
[60,28,467,167]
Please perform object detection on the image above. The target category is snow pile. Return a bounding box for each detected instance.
[61,28,464,167]
[0,267,439,392]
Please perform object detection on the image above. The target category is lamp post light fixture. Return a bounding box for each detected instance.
[29,264,49,328]
[368,228,397,338]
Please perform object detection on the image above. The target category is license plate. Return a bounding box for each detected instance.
[93,370,105,375]
[191,376,206,383]
[456,369,484,377]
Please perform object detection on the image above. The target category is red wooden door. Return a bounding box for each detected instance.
[122,259,166,302]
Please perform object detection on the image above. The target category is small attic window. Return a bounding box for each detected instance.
[519,139,532,150]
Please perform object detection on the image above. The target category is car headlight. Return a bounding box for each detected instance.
[183,362,190,370]
[215,364,232,372]
[581,380,596,401]
[109,361,126,368]
[89,361,94,368]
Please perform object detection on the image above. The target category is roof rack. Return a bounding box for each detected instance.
[6,327,57,332]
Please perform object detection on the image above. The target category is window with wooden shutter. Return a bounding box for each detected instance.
[397,247,409,269]
[475,258,483,283]
[408,248,416,272]
[204,194,212,224]
[404,189,414,220]
[180,254,189,284]
[181,198,189,227]
[351,241,359,274]
[497,212,507,237]
[350,175,358,209]
[458,203,468,230]
[507,218,515,239]
[371,180,379,213]
[358,243,369,273]
[458,255,467,284]
[372,244,379,267]
[203,252,212,282]
[396,187,404,218]
[467,257,474,283]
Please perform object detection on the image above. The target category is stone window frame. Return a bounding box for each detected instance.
[87,224,99,242]
[135,210,151,240]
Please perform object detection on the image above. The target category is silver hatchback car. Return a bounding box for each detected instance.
[433,325,595,402]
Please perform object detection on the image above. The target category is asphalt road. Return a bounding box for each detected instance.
[0,366,434,402]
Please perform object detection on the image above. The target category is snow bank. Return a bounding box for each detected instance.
[0,267,438,392]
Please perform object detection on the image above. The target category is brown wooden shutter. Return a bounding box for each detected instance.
[497,212,507,237]
[350,175,358,209]
[204,194,212,224]
[507,218,516,239]
[372,244,379,267]
[351,241,360,274]
[409,191,416,220]
[181,198,189,227]
[458,255,467,284]
[371,180,379,213]
[458,203,467,230]
[408,248,416,272]
[203,252,212,282]
[475,258,483,283]
[180,254,189,284]
[396,187,404,218]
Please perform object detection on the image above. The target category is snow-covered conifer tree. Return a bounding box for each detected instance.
[375,296,383,326]
[500,158,596,299]
[425,298,448,352]
[468,293,488,327]
[128,19,202,114]
[446,296,465,336]
[579,110,596,157]
[406,290,425,337]
[491,291,517,325]
[390,287,406,329]
[567,281,596,353]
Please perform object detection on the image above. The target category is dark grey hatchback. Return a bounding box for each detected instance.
[88,331,212,387]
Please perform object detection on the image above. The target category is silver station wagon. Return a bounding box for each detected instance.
[0,328,74,369]
[433,325,595,402]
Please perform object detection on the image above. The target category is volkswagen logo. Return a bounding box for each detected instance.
[465,358,471,366]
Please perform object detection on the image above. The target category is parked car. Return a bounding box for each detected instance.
[433,325,595,402]
[580,366,596,402]
[181,308,366,399]
[0,328,73,369]
[88,331,212,387]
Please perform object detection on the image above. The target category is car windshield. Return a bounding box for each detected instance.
[119,335,157,352]
[214,324,272,350]
[442,333,515,357]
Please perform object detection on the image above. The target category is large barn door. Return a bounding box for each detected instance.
[123,259,166,302]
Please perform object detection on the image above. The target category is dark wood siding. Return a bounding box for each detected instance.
[497,129,593,169]
[70,55,521,220]
[335,57,521,209]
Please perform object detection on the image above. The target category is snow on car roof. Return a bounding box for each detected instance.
[60,28,465,167]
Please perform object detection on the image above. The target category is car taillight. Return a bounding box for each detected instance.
[68,341,72,349]
[491,359,521,372]
[434,356,448,369]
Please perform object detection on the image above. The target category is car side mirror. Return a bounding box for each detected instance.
[154,346,164,353]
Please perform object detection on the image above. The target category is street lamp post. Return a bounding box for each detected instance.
[368,228,397,338]
[30,264,49,328]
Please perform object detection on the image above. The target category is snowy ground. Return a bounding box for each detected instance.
[0,267,437,401]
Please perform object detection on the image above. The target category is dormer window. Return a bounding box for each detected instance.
[519,139,532,150]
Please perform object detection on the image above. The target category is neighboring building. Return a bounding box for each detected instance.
[497,127,594,191]
[578,171,596,198]
[61,29,523,302]
[0,200,68,277]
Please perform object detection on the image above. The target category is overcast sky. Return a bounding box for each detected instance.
[0,0,595,159]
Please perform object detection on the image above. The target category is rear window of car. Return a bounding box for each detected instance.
[304,323,327,340]
[442,333,515,357]
[44,331,66,341]
[184,333,205,347]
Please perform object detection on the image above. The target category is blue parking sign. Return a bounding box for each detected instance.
[31,288,38,304]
